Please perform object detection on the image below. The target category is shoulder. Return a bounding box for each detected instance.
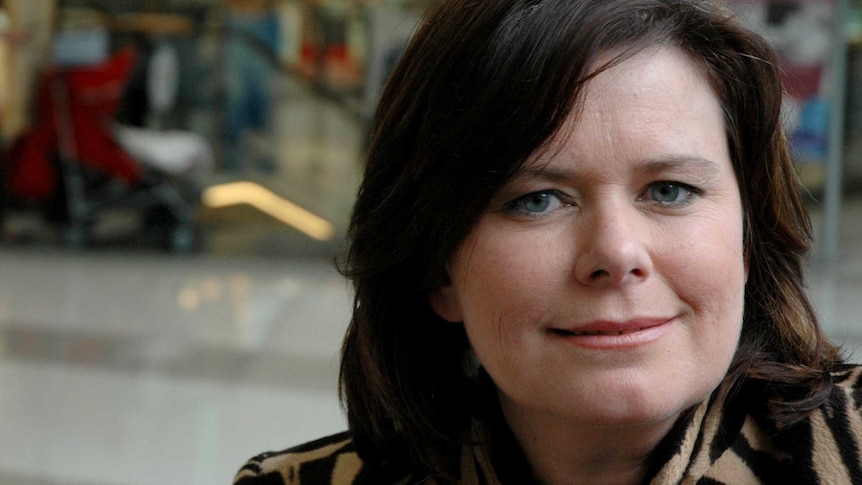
[813,364,862,427]
[829,363,862,397]
[695,369,862,483]
[233,432,363,485]
[779,364,862,482]
[816,363,862,428]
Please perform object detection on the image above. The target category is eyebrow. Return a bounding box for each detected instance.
[637,155,723,176]
[516,155,723,181]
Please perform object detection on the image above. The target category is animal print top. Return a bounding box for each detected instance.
[233,366,862,484]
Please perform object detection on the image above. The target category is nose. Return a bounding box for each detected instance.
[573,204,653,287]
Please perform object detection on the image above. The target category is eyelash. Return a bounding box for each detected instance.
[502,181,700,217]
[502,190,568,217]
[639,181,700,207]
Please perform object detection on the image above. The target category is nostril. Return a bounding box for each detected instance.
[585,266,646,285]
[590,269,609,279]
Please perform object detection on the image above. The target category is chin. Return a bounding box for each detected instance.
[566,376,716,428]
[585,399,694,428]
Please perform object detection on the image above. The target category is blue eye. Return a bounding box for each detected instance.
[505,191,563,216]
[521,193,553,212]
[646,182,697,205]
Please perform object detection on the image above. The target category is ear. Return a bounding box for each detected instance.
[428,283,464,323]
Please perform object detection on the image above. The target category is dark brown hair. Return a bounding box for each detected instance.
[339,0,842,478]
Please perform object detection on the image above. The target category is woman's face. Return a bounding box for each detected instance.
[431,47,746,430]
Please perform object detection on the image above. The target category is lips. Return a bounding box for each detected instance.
[554,317,672,333]
[549,317,675,349]
[555,327,651,336]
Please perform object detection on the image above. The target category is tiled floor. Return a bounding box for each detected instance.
[2,68,862,484]
[0,250,351,485]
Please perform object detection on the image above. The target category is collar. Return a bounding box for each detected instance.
[456,380,743,485]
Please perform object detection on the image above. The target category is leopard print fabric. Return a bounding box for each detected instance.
[234,366,862,485]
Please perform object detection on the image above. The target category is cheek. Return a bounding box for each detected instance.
[668,222,746,339]
[457,259,550,335]
[657,206,746,310]
[453,231,564,344]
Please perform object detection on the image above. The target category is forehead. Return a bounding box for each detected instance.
[579,46,718,125]
[516,46,730,184]
[535,46,723,158]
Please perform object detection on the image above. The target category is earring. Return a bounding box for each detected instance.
[463,346,482,380]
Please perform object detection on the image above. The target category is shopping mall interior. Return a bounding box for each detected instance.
[0,0,861,483]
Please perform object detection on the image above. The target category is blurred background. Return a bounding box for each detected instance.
[0,0,860,483]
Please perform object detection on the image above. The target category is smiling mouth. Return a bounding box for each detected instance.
[548,318,675,349]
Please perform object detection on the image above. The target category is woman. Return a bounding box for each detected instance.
[234,0,860,483]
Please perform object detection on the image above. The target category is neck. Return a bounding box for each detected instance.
[500,400,678,485]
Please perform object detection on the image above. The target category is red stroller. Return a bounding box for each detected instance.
[1,47,199,251]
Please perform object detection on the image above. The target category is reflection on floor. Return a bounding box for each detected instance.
[0,250,350,485]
